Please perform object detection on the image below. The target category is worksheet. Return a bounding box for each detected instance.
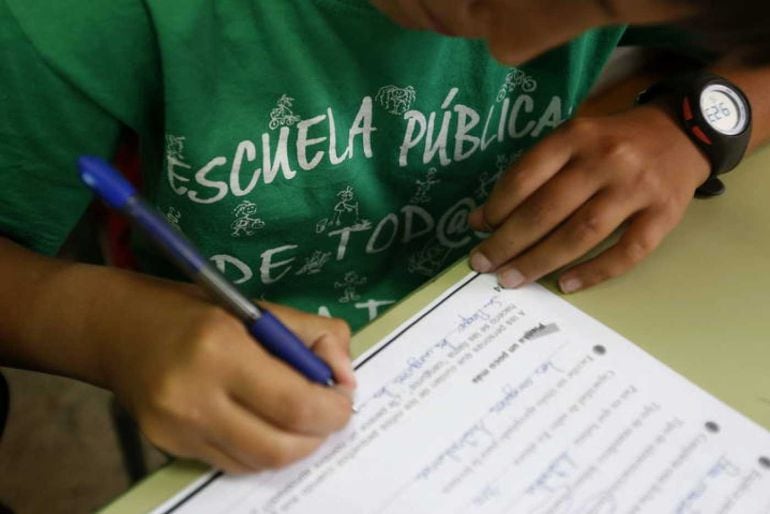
[154,272,770,514]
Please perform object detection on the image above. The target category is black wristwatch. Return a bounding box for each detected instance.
[637,71,752,197]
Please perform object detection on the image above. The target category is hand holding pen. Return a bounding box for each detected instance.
[78,156,355,473]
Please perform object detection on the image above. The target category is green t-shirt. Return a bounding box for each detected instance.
[0,0,625,330]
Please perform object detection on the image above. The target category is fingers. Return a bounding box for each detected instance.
[197,441,258,475]
[470,164,600,273]
[262,302,351,352]
[141,323,350,473]
[493,191,640,288]
[119,292,359,475]
[210,401,324,472]
[228,342,353,437]
[557,209,676,293]
[313,333,357,394]
[173,398,325,474]
[465,110,699,294]
[468,130,573,231]
[262,302,356,389]
[142,403,258,475]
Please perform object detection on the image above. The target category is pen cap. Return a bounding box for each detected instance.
[78,156,137,209]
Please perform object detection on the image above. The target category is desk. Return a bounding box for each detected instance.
[101,146,770,514]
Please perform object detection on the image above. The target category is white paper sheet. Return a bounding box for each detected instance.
[154,273,770,514]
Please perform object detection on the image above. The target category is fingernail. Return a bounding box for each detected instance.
[338,360,356,388]
[560,277,583,294]
[498,268,525,289]
[470,251,493,273]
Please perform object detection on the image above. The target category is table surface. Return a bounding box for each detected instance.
[101,146,770,514]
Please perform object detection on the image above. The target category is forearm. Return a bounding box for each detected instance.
[0,237,198,387]
[0,237,357,473]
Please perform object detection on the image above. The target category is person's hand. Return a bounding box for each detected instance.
[468,104,711,293]
[101,286,356,474]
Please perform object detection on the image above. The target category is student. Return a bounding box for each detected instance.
[0,0,769,474]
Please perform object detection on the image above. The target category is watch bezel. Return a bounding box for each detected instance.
[699,83,750,137]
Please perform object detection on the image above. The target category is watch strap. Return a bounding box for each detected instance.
[637,72,752,186]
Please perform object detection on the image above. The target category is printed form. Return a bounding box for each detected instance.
[155,273,770,514]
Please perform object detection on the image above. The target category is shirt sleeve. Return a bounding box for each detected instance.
[0,0,161,255]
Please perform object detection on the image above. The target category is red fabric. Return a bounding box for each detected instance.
[101,132,142,269]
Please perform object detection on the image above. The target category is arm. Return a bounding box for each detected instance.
[468,60,770,294]
[0,236,355,472]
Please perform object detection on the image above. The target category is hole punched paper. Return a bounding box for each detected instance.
[154,272,770,514]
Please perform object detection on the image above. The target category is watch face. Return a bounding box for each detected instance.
[700,84,749,136]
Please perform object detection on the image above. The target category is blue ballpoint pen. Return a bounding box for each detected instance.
[77,156,335,387]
